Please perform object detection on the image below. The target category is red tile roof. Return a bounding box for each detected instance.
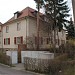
[6,7,43,23]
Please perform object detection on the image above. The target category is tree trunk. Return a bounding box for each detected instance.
[36,0,40,50]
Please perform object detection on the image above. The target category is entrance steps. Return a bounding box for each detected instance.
[12,63,25,70]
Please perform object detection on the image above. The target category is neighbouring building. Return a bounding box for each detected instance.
[1,7,66,51]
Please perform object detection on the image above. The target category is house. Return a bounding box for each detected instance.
[2,7,66,51]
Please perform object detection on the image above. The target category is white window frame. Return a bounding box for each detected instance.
[17,22,21,31]
[16,37,21,44]
[6,26,9,33]
[0,32,1,37]
[5,38,9,45]
[0,39,1,44]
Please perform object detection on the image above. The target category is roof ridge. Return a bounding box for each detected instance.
[4,7,44,24]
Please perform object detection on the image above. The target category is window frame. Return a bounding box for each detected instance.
[6,26,9,33]
[4,38,10,45]
[0,32,1,37]
[17,22,21,31]
[14,36,23,44]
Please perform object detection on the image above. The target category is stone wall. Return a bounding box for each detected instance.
[1,48,18,53]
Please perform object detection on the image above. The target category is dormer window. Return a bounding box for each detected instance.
[14,13,17,19]
[32,10,37,16]
[14,11,21,19]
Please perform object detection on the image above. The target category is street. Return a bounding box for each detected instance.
[0,64,37,75]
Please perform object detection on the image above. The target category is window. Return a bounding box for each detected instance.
[0,39,1,44]
[17,22,21,31]
[41,37,43,45]
[14,36,23,44]
[0,32,1,37]
[35,37,43,45]
[46,38,50,44]
[17,37,21,44]
[6,26,9,33]
[4,38,10,45]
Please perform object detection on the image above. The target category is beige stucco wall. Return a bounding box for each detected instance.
[28,17,49,37]
[28,17,50,49]
[58,30,66,45]
[28,17,66,48]
[3,18,29,49]
[3,17,51,49]
[51,30,66,47]
[28,17,37,37]
[0,26,1,30]
[2,17,66,50]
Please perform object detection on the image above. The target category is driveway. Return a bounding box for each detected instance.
[0,64,41,75]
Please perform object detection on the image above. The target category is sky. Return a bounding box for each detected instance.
[67,0,73,20]
[0,0,73,23]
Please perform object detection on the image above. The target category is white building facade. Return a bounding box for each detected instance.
[1,7,66,51]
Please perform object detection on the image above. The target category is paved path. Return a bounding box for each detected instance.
[0,64,43,75]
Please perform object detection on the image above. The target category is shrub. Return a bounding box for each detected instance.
[47,53,75,75]
[0,51,10,65]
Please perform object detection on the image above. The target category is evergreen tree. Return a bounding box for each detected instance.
[34,0,70,49]
[34,0,70,31]
[67,19,75,39]
[44,0,70,31]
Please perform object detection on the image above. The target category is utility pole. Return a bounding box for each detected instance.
[36,0,40,50]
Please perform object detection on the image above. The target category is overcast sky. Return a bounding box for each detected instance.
[0,0,73,23]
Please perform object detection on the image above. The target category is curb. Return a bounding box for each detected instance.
[11,68,45,75]
[0,63,45,75]
[21,69,45,75]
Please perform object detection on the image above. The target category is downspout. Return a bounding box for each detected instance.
[26,17,27,49]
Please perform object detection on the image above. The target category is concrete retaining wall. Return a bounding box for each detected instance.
[6,51,54,65]
[21,51,54,63]
[6,51,18,64]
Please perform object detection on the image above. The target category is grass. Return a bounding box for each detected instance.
[61,65,75,75]
[46,53,75,75]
